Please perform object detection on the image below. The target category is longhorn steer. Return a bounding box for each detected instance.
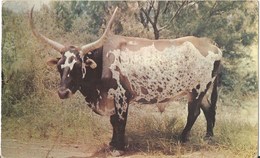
[30,7,222,155]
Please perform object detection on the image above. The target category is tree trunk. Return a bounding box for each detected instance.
[153,25,160,40]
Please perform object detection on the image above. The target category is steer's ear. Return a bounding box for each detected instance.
[47,58,60,66]
[85,58,97,69]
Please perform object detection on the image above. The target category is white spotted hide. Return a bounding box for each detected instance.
[107,41,222,118]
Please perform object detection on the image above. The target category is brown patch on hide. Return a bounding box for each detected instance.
[141,86,148,95]
[157,86,163,92]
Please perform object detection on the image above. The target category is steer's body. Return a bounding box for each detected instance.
[30,7,222,155]
[95,35,221,114]
[75,35,222,151]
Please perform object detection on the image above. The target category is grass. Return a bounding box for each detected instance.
[2,92,112,145]
[125,99,258,157]
[2,93,258,157]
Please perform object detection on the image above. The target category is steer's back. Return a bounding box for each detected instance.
[103,35,221,57]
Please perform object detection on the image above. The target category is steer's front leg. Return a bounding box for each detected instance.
[109,103,129,152]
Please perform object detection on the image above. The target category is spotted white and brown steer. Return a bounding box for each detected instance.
[30,7,222,155]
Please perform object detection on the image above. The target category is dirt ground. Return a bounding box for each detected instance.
[1,139,235,158]
[1,139,90,158]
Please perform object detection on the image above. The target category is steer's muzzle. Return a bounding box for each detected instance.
[58,88,72,99]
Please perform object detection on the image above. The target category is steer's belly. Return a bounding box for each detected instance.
[134,91,188,104]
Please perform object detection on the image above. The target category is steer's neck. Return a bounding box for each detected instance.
[80,47,103,95]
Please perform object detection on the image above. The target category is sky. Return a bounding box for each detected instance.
[2,0,52,12]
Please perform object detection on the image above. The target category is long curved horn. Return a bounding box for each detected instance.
[30,6,66,53]
[80,7,118,56]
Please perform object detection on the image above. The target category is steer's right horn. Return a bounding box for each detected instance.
[29,6,66,53]
[80,7,118,57]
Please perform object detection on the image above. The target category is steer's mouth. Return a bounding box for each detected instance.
[58,88,72,99]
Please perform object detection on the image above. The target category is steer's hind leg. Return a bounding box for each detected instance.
[181,89,205,142]
[200,96,216,139]
[201,79,218,139]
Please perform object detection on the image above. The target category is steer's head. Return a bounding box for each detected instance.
[30,7,118,99]
[47,46,98,99]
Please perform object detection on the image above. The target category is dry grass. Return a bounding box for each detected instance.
[124,98,258,157]
[2,93,111,145]
[2,95,257,157]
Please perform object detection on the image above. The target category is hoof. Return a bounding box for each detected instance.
[180,131,190,143]
[204,132,213,140]
[110,149,125,157]
[203,134,215,144]
[180,138,189,143]
[107,144,125,157]
[203,135,212,140]
[180,134,189,143]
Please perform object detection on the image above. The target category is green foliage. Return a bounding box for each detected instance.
[241,32,257,46]
[241,72,258,94]
[54,1,74,31]
[2,9,36,116]
[51,1,116,34]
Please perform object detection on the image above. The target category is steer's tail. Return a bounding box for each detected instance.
[210,71,221,127]
[201,61,221,136]
[210,60,222,127]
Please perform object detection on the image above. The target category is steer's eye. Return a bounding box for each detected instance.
[68,57,74,63]
[73,60,81,68]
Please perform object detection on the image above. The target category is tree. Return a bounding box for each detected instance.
[138,1,193,39]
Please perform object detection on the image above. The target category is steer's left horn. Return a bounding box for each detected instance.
[30,6,66,53]
[80,7,118,57]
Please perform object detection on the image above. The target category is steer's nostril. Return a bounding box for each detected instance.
[58,89,72,99]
